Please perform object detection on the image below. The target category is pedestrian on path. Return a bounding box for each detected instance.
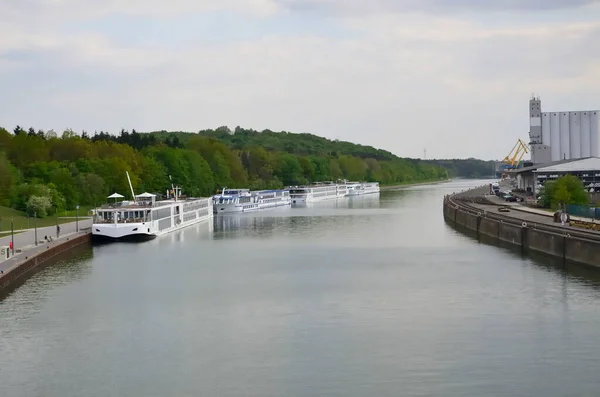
[560,211,567,226]
[56,225,61,238]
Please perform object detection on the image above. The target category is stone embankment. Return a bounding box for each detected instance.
[443,185,600,268]
[0,226,92,296]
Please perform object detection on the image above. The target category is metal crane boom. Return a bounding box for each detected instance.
[500,139,530,179]
[502,139,529,168]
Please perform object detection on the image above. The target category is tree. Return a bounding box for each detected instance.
[26,195,52,217]
[0,152,18,206]
[0,124,451,215]
[0,127,12,149]
[540,175,588,209]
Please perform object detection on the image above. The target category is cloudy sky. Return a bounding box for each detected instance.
[1,0,599,160]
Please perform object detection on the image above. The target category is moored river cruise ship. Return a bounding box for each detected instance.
[92,176,213,241]
[346,181,380,196]
[212,188,291,213]
[288,182,348,205]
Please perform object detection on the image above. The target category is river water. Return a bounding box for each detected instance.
[1,180,600,397]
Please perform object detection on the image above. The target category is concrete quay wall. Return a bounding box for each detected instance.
[443,195,600,268]
[0,232,92,295]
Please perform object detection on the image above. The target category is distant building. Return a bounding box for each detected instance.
[511,157,600,196]
[528,95,600,164]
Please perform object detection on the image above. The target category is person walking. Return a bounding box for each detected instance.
[560,211,567,226]
[56,225,61,238]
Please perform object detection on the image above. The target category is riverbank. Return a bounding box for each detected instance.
[381,178,451,191]
[0,219,93,296]
[443,185,600,268]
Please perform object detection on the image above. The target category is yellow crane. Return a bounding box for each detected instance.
[501,139,530,179]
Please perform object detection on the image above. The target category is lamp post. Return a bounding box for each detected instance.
[75,205,79,232]
[34,211,38,246]
[10,216,14,256]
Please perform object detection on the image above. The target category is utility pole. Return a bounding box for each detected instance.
[76,205,79,232]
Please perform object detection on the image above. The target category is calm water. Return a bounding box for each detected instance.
[2,180,600,397]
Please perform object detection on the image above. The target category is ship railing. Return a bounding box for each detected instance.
[118,217,148,223]
[93,218,115,224]
[94,217,149,224]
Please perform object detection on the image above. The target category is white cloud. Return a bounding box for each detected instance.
[1,2,599,159]
[0,0,280,20]
[277,0,600,14]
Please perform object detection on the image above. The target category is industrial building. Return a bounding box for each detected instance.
[511,157,600,195]
[528,95,600,164]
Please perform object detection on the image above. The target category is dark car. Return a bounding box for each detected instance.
[503,194,518,202]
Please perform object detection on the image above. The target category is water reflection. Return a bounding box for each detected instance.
[3,181,600,397]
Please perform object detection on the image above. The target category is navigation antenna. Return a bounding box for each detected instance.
[126,171,136,201]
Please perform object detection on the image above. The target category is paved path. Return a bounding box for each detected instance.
[485,194,600,225]
[0,219,92,274]
[468,200,600,236]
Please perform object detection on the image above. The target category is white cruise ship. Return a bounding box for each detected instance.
[213,188,291,213]
[288,181,348,205]
[346,181,380,196]
[92,173,213,241]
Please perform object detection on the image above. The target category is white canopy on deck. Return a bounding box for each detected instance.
[136,192,156,198]
[107,192,124,199]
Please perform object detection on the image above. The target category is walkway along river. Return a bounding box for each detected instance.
[2,180,600,397]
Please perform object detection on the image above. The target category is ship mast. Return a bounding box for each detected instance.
[126,171,136,202]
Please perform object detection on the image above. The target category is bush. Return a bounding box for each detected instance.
[540,175,588,209]
[26,195,52,217]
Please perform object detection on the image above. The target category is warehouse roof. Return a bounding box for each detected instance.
[533,157,600,173]
[508,157,584,174]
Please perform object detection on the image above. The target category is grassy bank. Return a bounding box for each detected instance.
[0,206,85,232]
[60,206,95,217]
[0,231,23,238]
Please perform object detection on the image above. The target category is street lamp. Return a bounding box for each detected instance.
[75,205,80,232]
[10,216,14,256]
[34,211,38,246]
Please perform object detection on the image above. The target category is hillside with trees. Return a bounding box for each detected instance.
[0,126,449,217]
[423,158,497,179]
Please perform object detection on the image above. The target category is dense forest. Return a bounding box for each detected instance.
[424,158,497,179]
[0,126,452,216]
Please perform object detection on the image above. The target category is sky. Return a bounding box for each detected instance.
[1,0,599,160]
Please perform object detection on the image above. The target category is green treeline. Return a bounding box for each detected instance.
[0,126,448,216]
[424,158,497,179]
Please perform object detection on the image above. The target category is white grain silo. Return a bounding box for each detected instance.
[569,112,581,158]
[541,112,551,146]
[550,112,561,161]
[528,96,599,162]
[591,111,600,157]
[559,112,571,160]
[581,111,591,157]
